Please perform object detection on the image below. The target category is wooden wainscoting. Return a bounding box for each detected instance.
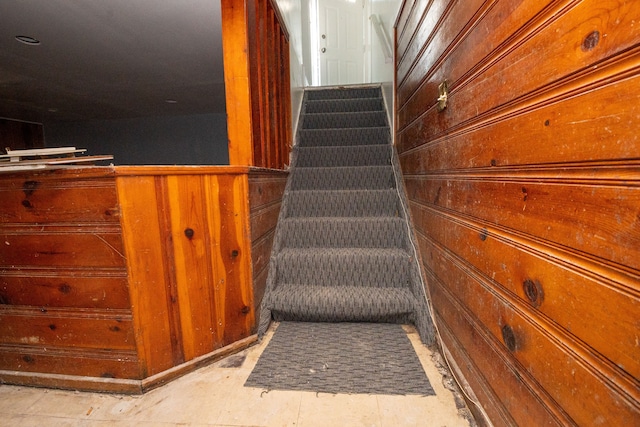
[0,167,139,389]
[394,1,640,425]
[115,166,256,380]
[248,168,288,323]
[0,165,287,393]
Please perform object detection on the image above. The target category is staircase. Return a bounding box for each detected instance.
[258,86,434,345]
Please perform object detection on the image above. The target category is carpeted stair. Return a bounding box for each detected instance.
[258,86,434,344]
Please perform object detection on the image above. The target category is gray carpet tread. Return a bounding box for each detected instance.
[290,166,395,190]
[295,145,391,167]
[270,285,416,323]
[304,98,384,114]
[298,127,390,147]
[285,189,399,217]
[280,217,407,248]
[276,247,412,287]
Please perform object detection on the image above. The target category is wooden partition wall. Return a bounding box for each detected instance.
[394,1,639,425]
[0,119,44,151]
[0,166,287,392]
[222,0,293,169]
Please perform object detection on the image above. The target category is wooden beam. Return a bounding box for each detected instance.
[221,0,254,166]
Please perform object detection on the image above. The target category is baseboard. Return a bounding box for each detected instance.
[0,335,258,394]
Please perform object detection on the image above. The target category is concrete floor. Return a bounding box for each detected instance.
[0,324,473,427]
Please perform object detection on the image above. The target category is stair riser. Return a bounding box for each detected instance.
[302,112,387,129]
[270,286,415,323]
[285,190,400,217]
[280,218,407,248]
[276,252,412,287]
[304,98,384,114]
[298,128,390,147]
[290,166,395,191]
[295,146,391,167]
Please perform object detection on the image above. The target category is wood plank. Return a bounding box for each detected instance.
[394,0,422,59]
[248,0,264,168]
[115,166,250,176]
[404,176,640,270]
[266,7,276,168]
[153,176,186,367]
[396,0,446,84]
[0,345,140,379]
[248,171,288,210]
[398,72,640,168]
[0,178,119,223]
[0,228,126,268]
[205,174,254,346]
[221,0,254,166]
[0,155,113,167]
[251,229,275,283]
[0,336,257,394]
[0,272,129,309]
[397,0,554,127]
[399,1,640,139]
[259,0,270,168]
[282,37,292,168]
[272,20,282,169]
[430,279,571,426]
[396,0,489,103]
[0,307,135,351]
[395,0,640,424]
[116,175,175,377]
[0,147,83,158]
[423,238,640,425]
[250,201,281,243]
[412,204,640,378]
[166,175,218,360]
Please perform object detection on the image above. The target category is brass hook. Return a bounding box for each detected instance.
[437,81,448,112]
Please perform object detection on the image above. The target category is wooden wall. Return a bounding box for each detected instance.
[248,169,288,324]
[0,119,44,151]
[394,1,639,425]
[0,168,139,387]
[115,167,256,379]
[0,165,286,392]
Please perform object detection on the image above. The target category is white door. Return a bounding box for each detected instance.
[317,0,365,86]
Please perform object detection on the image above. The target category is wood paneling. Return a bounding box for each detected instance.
[248,169,288,325]
[116,166,255,375]
[1,165,271,392]
[0,119,44,151]
[395,0,640,425]
[0,167,138,382]
[222,0,292,169]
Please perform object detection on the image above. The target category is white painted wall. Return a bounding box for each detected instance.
[274,0,307,141]
[369,0,400,83]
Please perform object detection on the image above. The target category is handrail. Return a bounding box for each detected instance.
[370,14,393,63]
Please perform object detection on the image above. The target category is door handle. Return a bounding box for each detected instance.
[321,48,326,53]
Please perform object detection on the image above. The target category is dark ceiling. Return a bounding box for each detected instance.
[0,0,226,124]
